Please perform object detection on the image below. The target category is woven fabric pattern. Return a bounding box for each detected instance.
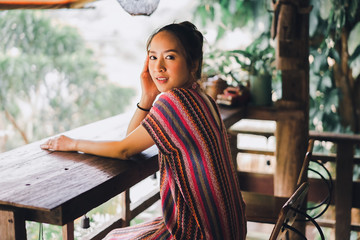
[105,88,246,240]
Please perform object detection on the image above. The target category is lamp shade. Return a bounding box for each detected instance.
[117,0,160,16]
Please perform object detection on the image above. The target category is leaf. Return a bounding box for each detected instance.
[319,0,332,20]
[348,0,359,22]
[329,48,341,63]
[350,54,360,79]
[309,73,320,99]
[348,22,360,56]
[321,75,333,88]
[309,6,319,37]
[323,88,339,114]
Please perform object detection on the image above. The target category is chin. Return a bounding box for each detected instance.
[157,86,171,92]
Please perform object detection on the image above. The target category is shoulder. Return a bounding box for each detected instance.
[154,88,194,106]
[158,88,203,102]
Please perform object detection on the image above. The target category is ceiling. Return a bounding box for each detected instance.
[0,0,97,10]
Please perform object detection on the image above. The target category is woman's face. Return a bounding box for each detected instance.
[148,31,193,92]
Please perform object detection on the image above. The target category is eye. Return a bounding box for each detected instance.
[149,55,157,60]
[165,55,175,60]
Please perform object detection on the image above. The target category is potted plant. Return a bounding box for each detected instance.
[203,33,275,106]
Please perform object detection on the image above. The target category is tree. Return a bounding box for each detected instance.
[0,11,135,151]
[193,0,360,135]
[309,0,360,134]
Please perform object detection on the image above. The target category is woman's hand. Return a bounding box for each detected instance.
[40,135,77,152]
[139,55,159,107]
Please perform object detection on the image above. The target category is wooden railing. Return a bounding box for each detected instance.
[3,104,358,239]
[229,122,360,239]
[0,112,160,240]
[0,107,245,240]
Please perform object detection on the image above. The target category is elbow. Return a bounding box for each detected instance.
[115,148,131,160]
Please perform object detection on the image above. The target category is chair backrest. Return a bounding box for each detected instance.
[296,138,333,220]
[269,182,309,240]
[296,139,314,187]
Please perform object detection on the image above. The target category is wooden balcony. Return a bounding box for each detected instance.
[228,113,360,238]
[0,105,359,239]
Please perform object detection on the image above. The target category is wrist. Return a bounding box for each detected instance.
[137,102,151,112]
[73,139,79,152]
[138,97,155,110]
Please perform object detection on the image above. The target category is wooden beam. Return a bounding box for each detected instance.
[130,189,160,219]
[335,142,354,240]
[0,209,26,240]
[85,217,124,240]
[120,189,131,227]
[238,171,360,209]
[62,221,74,240]
[0,0,95,9]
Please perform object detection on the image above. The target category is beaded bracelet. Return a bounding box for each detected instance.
[137,102,151,112]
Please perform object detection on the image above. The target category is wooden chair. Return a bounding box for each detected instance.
[243,139,328,239]
[296,139,315,187]
[297,138,333,220]
[269,182,325,240]
[243,139,315,224]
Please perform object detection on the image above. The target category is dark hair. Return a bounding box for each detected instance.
[146,21,204,79]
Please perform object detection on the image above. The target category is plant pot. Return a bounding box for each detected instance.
[249,74,272,106]
[204,76,228,100]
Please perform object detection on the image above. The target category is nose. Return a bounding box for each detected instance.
[154,58,165,72]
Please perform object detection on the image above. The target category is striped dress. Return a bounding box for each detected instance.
[104,88,247,240]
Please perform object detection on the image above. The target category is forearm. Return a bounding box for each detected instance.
[41,126,154,159]
[75,139,129,159]
[127,108,149,135]
[126,97,155,135]
[76,125,154,159]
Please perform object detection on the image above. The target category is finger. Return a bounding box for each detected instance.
[41,139,53,150]
[40,144,49,149]
[41,141,52,150]
[142,55,149,73]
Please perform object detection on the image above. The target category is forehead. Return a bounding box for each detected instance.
[149,31,183,52]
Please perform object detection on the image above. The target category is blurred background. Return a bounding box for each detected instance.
[1,0,360,238]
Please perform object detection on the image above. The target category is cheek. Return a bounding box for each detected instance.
[172,62,187,74]
[148,64,155,78]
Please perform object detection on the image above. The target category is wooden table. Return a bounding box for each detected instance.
[0,112,159,240]
[0,107,245,240]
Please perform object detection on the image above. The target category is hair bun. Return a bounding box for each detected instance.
[179,21,197,30]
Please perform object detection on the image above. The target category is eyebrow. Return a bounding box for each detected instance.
[148,49,179,54]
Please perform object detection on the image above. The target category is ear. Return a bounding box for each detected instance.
[191,61,199,75]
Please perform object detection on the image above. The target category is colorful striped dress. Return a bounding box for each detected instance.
[104,88,247,240]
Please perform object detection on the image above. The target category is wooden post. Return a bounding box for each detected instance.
[228,131,239,169]
[120,189,131,227]
[0,209,27,240]
[335,142,354,240]
[273,0,310,238]
[62,221,74,240]
[274,0,310,195]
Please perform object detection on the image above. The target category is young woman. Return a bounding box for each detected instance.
[41,21,247,240]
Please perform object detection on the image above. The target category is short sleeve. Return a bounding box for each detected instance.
[141,90,183,154]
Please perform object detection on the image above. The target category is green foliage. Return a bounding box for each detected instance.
[26,222,62,240]
[203,32,275,85]
[348,22,360,78]
[0,11,135,150]
[312,0,360,80]
[308,47,341,132]
[229,33,275,76]
[309,0,360,134]
[197,0,360,136]
[194,0,270,40]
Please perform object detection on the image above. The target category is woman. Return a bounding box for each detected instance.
[41,21,247,240]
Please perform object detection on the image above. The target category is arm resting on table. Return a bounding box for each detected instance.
[41,125,155,159]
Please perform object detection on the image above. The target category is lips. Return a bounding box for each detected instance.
[156,77,168,82]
